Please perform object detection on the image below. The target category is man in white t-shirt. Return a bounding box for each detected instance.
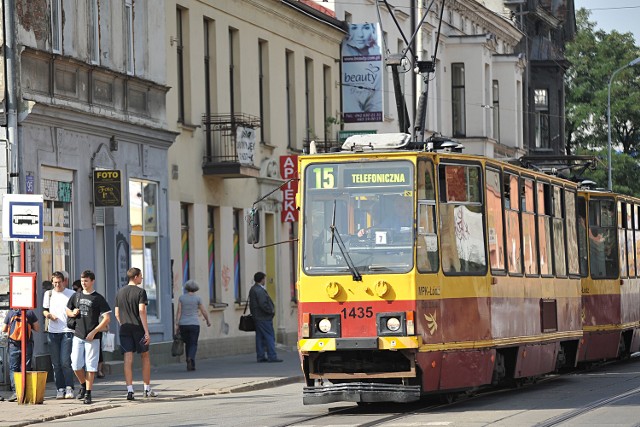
[43,271,76,399]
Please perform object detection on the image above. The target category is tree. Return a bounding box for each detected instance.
[565,9,640,156]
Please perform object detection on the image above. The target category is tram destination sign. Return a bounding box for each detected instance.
[93,170,123,207]
[344,166,411,187]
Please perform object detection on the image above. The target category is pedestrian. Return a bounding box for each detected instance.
[249,272,282,363]
[42,271,76,399]
[2,308,40,402]
[115,267,156,400]
[72,279,81,293]
[66,270,111,404]
[175,280,211,371]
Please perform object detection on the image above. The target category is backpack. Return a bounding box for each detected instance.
[8,311,32,343]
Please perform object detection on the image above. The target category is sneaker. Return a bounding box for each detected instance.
[56,388,65,399]
[143,390,157,398]
[83,394,92,405]
[8,393,17,402]
[77,387,86,400]
[126,391,135,401]
[64,386,75,399]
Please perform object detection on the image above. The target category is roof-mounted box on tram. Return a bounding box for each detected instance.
[338,132,464,153]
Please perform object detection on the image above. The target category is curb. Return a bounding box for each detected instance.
[4,376,304,427]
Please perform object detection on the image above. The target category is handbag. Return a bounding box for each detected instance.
[43,290,52,332]
[239,298,255,332]
[102,331,115,352]
[171,332,184,357]
[66,292,81,330]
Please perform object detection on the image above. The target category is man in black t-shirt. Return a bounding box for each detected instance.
[66,270,111,404]
[115,267,155,400]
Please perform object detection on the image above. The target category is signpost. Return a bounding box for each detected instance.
[2,194,43,404]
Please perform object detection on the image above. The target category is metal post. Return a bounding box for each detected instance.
[607,57,640,191]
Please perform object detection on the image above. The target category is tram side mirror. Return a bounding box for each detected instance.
[247,208,260,244]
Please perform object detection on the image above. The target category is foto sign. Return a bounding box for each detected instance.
[9,272,37,309]
[2,194,44,241]
[93,170,122,207]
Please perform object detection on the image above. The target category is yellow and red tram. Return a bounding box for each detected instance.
[577,190,640,362]
[296,135,585,404]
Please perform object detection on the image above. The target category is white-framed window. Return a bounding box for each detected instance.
[451,63,466,137]
[51,0,62,54]
[89,0,100,64]
[129,179,159,318]
[534,88,550,148]
[125,0,134,75]
[40,169,73,278]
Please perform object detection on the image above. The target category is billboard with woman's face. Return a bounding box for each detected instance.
[341,23,383,123]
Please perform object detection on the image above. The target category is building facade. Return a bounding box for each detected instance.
[0,0,175,377]
[165,0,345,354]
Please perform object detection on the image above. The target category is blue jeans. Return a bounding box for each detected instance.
[254,318,278,361]
[179,325,200,365]
[8,341,33,391]
[47,332,75,390]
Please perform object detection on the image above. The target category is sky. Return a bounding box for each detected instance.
[574,0,640,44]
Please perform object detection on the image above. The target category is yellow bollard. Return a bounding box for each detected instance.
[13,371,48,404]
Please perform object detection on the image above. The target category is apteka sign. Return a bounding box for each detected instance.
[280,155,298,223]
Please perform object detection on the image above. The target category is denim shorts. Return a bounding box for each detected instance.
[70,336,100,372]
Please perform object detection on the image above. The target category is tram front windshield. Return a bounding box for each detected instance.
[303,160,414,275]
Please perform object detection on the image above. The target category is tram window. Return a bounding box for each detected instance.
[588,199,618,279]
[439,164,486,274]
[522,178,538,275]
[504,173,521,274]
[635,205,640,276]
[625,203,635,277]
[565,191,580,276]
[418,159,435,200]
[618,202,629,278]
[486,168,505,271]
[418,159,438,273]
[552,186,567,277]
[537,182,553,276]
[417,202,438,273]
[577,196,588,276]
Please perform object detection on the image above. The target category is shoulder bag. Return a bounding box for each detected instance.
[66,292,80,330]
[171,331,184,357]
[239,297,255,332]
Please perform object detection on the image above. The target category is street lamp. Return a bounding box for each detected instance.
[607,56,640,191]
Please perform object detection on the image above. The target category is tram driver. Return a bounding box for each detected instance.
[357,195,413,239]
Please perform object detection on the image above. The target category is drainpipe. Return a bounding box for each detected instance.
[4,0,22,273]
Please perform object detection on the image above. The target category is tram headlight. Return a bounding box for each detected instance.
[310,314,341,338]
[318,318,332,333]
[377,312,407,336]
[386,317,401,332]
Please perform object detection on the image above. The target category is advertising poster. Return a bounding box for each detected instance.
[341,23,383,123]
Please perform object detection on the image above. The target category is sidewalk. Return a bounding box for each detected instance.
[0,346,303,427]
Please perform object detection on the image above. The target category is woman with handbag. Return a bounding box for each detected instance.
[175,280,211,371]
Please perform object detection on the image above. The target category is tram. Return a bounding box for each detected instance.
[577,189,640,362]
[297,134,584,404]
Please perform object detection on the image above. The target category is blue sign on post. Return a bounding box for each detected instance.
[2,194,44,242]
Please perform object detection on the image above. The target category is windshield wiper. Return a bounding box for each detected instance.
[330,201,363,281]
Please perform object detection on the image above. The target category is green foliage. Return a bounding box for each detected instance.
[565,9,640,158]
[574,147,640,197]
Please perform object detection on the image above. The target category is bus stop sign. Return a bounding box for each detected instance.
[2,194,44,241]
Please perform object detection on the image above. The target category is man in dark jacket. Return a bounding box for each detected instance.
[248,272,282,363]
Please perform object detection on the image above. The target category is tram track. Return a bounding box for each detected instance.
[277,357,640,427]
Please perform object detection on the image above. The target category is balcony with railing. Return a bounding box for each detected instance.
[202,112,261,178]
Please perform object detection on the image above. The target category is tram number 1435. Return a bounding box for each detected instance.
[341,307,374,319]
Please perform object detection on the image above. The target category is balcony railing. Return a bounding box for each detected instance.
[202,112,261,178]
